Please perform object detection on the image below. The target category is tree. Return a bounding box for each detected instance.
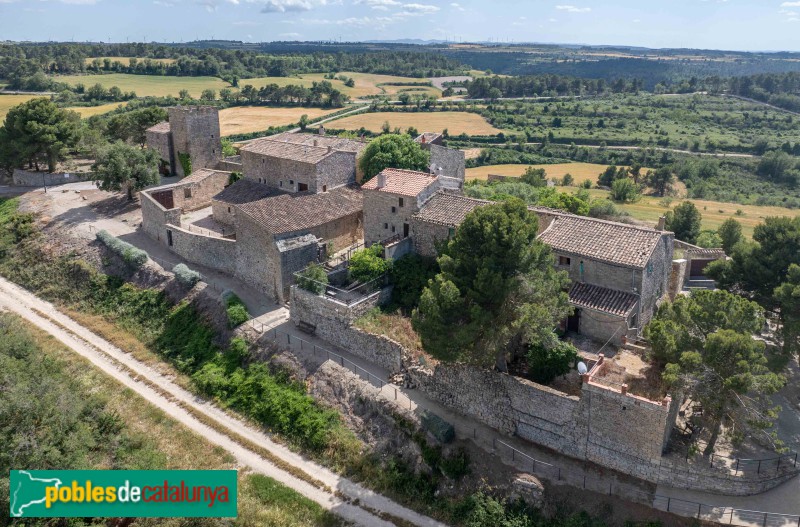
[561,173,574,186]
[598,165,621,187]
[774,264,800,357]
[297,263,329,294]
[358,134,430,183]
[412,199,571,372]
[93,142,159,200]
[520,167,546,187]
[526,341,578,384]
[647,291,781,455]
[178,89,191,99]
[610,178,640,203]
[389,253,438,313]
[665,201,702,244]
[648,166,675,197]
[349,244,391,283]
[200,89,216,101]
[718,218,743,254]
[298,114,310,131]
[107,106,168,146]
[2,98,80,172]
[696,230,722,248]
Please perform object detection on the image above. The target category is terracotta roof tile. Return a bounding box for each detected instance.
[362,168,439,197]
[269,132,366,153]
[538,213,664,269]
[146,121,171,134]
[213,178,285,205]
[568,282,638,317]
[236,186,362,235]
[413,192,490,226]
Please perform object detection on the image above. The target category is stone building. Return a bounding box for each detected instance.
[410,192,490,256]
[361,168,440,245]
[415,132,466,189]
[145,106,222,177]
[239,132,366,193]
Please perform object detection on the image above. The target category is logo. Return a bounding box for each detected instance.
[10,470,237,518]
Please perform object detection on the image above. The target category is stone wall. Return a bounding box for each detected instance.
[169,170,230,212]
[554,252,640,294]
[276,235,320,303]
[426,143,465,181]
[280,211,362,256]
[168,106,222,177]
[410,217,451,258]
[289,286,404,370]
[242,151,316,191]
[12,169,92,187]
[165,225,237,275]
[315,151,357,192]
[363,189,417,245]
[216,159,243,172]
[639,233,674,328]
[577,308,630,346]
[145,129,173,170]
[656,458,800,496]
[385,236,413,260]
[669,259,688,300]
[234,212,280,300]
[211,198,236,226]
[140,189,182,244]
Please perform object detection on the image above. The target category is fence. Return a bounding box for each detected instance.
[292,272,389,306]
[253,322,800,527]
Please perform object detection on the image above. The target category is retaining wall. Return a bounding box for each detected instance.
[12,169,92,187]
[165,224,237,275]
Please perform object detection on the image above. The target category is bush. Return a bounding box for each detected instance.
[526,340,579,384]
[172,263,201,287]
[581,179,593,189]
[222,291,250,328]
[96,230,149,268]
[389,253,438,312]
[610,178,641,203]
[297,263,328,294]
[349,244,391,283]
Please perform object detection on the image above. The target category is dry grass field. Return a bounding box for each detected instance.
[55,73,231,98]
[0,94,42,120]
[564,188,800,239]
[219,106,342,136]
[327,111,503,135]
[83,56,176,66]
[66,102,128,118]
[241,71,441,99]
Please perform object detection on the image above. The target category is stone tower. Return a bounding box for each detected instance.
[168,106,222,178]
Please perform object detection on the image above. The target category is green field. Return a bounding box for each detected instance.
[241,71,441,99]
[54,73,232,98]
[564,187,800,239]
[83,56,176,66]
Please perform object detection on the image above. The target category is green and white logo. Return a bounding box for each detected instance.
[9,470,237,518]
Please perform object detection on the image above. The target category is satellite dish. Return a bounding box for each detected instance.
[577,362,588,375]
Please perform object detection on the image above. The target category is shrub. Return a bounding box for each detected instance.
[561,173,574,186]
[96,230,149,269]
[349,244,391,283]
[222,290,250,328]
[389,253,438,312]
[610,178,641,203]
[228,171,243,185]
[526,340,578,384]
[581,179,593,189]
[172,263,201,287]
[296,263,328,295]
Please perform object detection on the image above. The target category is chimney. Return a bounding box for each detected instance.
[657,216,666,230]
[318,125,326,136]
[376,171,386,188]
[421,135,427,144]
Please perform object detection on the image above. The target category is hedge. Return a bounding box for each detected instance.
[96,230,149,269]
[172,263,201,287]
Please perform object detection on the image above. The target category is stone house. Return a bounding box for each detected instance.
[409,192,491,256]
[239,132,366,193]
[361,168,440,245]
[415,132,466,189]
[145,106,222,177]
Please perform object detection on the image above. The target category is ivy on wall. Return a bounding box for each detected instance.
[177,152,192,177]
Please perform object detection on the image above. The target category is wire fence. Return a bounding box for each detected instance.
[253,322,800,527]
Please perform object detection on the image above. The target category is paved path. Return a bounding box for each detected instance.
[0,276,447,527]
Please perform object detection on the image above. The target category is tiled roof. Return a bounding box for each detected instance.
[413,192,490,226]
[236,186,362,235]
[146,121,171,134]
[538,213,664,269]
[685,248,726,257]
[213,178,285,205]
[240,139,333,164]
[361,168,438,197]
[568,282,639,317]
[180,168,229,185]
[269,132,366,153]
[415,132,442,144]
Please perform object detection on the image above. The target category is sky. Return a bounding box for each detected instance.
[1,0,799,52]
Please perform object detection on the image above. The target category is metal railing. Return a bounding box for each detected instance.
[293,272,389,306]
[251,321,800,527]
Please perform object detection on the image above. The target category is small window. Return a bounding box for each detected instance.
[399,197,404,207]
[228,206,231,213]
[448,227,455,238]
[279,181,283,187]
[322,185,327,192]
[290,179,294,185]
[558,256,571,266]
[212,149,215,155]
[184,188,192,199]
[298,183,308,192]
[391,225,396,233]
[391,206,396,213]
[384,223,388,229]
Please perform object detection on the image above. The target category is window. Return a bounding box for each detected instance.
[298,183,308,192]
[228,207,231,213]
[184,188,192,199]
[384,223,388,229]
[399,197,404,207]
[391,206,396,213]
[289,179,294,185]
[448,227,456,238]
[558,256,571,266]
[391,225,396,233]
[322,185,327,192]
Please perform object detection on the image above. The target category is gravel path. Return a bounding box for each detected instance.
[0,276,447,527]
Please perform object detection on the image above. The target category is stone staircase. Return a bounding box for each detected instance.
[686,276,716,291]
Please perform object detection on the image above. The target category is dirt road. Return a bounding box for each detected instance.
[0,276,447,527]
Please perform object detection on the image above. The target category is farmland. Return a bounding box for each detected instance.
[54,73,231,98]
[83,56,176,65]
[0,94,41,120]
[328,111,504,135]
[564,187,800,238]
[241,71,441,99]
[218,106,342,136]
[66,101,128,118]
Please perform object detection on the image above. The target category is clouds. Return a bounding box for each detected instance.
[779,1,800,21]
[555,4,591,13]
[258,0,328,12]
